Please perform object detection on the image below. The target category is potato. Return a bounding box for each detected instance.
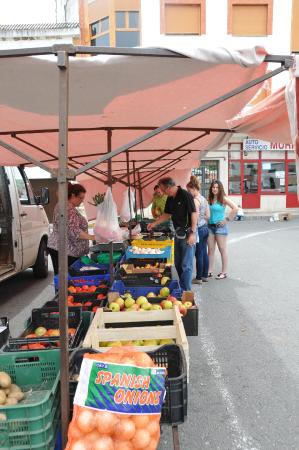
[0,372,12,389]
[0,390,6,405]
[8,392,24,401]
[9,384,21,393]
[5,398,18,406]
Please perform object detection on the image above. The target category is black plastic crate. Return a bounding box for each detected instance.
[115,270,172,287]
[68,344,187,425]
[44,297,107,312]
[0,317,9,349]
[5,307,83,352]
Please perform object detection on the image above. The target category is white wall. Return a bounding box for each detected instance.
[0,0,79,24]
[141,0,292,91]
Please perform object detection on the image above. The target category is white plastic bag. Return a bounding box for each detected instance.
[120,187,135,222]
[94,188,123,242]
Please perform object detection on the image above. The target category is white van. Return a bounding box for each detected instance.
[0,166,50,282]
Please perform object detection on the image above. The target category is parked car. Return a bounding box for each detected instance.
[0,166,49,282]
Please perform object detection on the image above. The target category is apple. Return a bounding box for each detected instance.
[159,287,170,297]
[161,300,173,310]
[167,295,177,302]
[122,293,133,299]
[173,300,182,307]
[75,286,82,293]
[132,340,144,346]
[159,338,174,345]
[147,292,156,298]
[88,285,97,293]
[34,326,47,337]
[151,304,162,311]
[68,286,76,294]
[109,302,121,312]
[184,301,193,309]
[81,285,89,291]
[136,296,148,306]
[124,297,135,308]
[141,302,151,311]
[115,297,125,310]
[106,341,122,347]
[48,329,60,337]
[161,277,170,286]
[143,339,158,346]
[179,304,187,316]
[129,304,140,311]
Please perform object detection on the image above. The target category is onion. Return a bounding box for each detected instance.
[70,439,91,450]
[147,419,160,436]
[95,410,118,435]
[131,428,151,449]
[147,438,159,450]
[113,418,136,441]
[131,415,150,429]
[68,424,82,440]
[76,409,95,434]
[93,435,114,450]
[114,440,134,450]
[85,429,101,443]
[133,352,155,368]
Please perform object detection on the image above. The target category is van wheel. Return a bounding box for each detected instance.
[33,240,48,278]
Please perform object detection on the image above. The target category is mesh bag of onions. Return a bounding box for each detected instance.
[66,347,166,450]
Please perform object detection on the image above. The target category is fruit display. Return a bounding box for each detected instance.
[68,284,108,295]
[107,291,194,317]
[66,348,164,450]
[99,339,175,347]
[0,371,24,406]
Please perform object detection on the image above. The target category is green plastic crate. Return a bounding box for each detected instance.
[0,350,61,449]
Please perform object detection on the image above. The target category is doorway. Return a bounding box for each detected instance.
[286,161,299,207]
[193,160,219,199]
[242,161,260,208]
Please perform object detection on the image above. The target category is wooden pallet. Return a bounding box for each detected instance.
[83,306,189,378]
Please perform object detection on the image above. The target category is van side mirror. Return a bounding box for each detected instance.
[38,187,49,205]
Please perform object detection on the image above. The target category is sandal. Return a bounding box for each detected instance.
[208,272,213,278]
[216,273,227,280]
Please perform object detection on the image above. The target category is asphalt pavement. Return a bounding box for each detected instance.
[1,219,299,450]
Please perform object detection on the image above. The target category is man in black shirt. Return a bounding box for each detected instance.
[148,177,197,291]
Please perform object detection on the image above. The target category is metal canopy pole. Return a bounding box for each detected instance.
[57,50,70,449]
[126,151,133,239]
[132,161,138,221]
[137,171,144,220]
[106,129,114,283]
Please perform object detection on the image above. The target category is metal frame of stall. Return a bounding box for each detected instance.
[0,44,293,449]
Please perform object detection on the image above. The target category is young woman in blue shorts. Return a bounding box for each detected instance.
[207,180,238,279]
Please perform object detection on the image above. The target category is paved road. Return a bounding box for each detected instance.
[1,219,299,449]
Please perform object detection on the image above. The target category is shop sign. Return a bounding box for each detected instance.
[243,139,294,151]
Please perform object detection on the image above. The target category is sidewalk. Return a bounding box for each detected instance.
[243,208,299,221]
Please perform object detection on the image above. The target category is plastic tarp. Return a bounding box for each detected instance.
[0,44,297,212]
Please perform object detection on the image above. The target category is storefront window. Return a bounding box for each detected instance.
[261,161,285,193]
[229,161,241,194]
[288,163,297,193]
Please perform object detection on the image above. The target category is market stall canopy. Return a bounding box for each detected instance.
[0,44,296,212]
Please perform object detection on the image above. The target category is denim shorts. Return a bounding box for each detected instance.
[208,223,228,236]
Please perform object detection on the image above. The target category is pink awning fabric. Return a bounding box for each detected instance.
[1,45,296,211]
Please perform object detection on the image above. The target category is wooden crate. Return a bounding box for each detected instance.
[83,306,189,377]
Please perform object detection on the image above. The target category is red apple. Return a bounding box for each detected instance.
[75,286,82,293]
[167,295,177,302]
[179,304,187,316]
[81,285,89,291]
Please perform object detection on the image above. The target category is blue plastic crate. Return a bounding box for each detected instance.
[54,273,110,290]
[125,245,172,260]
[111,279,182,298]
[69,259,109,276]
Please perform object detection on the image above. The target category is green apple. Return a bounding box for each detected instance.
[124,297,135,308]
[159,338,174,345]
[159,287,170,297]
[132,340,144,346]
[184,301,193,309]
[106,341,122,347]
[161,276,170,286]
[151,304,162,311]
[109,302,121,312]
[122,293,133,299]
[136,296,148,306]
[34,327,47,337]
[147,292,156,298]
[115,297,125,310]
[141,302,151,311]
[161,300,173,310]
[143,339,158,346]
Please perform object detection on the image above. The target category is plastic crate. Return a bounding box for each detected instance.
[0,317,9,349]
[69,344,187,425]
[5,307,83,352]
[0,349,60,449]
[115,269,172,287]
[125,245,172,261]
[111,279,182,299]
[131,239,174,264]
[68,258,109,276]
[44,297,107,312]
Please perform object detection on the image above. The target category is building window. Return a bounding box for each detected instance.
[261,161,285,193]
[288,163,297,193]
[161,0,206,35]
[90,16,109,46]
[229,161,241,194]
[192,160,219,198]
[115,10,140,47]
[228,1,273,36]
